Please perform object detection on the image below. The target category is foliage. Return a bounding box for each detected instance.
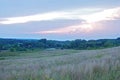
[0,37,120,52]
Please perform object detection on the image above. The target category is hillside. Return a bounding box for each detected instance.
[0,47,120,80]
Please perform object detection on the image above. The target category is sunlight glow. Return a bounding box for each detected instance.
[80,24,93,32]
[35,7,120,34]
[35,23,94,34]
[0,7,120,35]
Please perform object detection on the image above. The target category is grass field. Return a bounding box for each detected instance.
[0,47,120,80]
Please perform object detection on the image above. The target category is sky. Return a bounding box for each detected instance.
[0,0,120,40]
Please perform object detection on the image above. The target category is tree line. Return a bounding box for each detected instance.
[0,37,120,52]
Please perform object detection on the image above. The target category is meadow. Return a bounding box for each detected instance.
[0,47,120,80]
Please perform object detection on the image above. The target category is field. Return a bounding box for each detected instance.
[0,47,120,80]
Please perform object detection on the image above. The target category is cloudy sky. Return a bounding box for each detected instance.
[0,0,120,40]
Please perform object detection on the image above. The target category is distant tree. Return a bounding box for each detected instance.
[117,37,120,40]
[10,48,16,52]
[0,45,2,52]
[39,39,47,44]
[38,39,47,48]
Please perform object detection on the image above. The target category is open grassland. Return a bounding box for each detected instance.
[0,47,120,80]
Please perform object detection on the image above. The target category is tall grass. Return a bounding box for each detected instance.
[0,47,120,80]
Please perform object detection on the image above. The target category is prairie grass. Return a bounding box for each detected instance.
[0,47,120,80]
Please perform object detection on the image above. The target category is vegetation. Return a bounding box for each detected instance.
[0,38,120,80]
[0,47,120,80]
[0,37,120,52]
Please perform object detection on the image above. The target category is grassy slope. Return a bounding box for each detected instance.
[0,47,120,80]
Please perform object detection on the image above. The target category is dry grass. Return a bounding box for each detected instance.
[0,47,120,80]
